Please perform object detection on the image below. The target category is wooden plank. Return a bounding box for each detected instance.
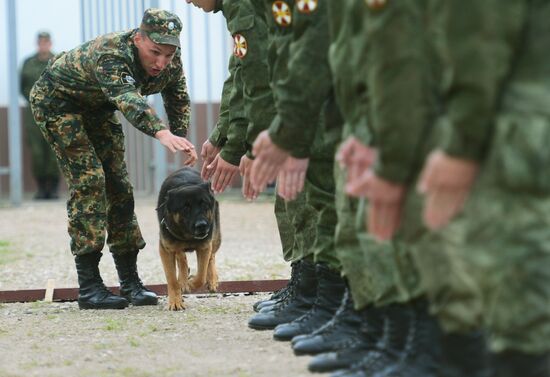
[0,279,288,303]
[44,279,55,302]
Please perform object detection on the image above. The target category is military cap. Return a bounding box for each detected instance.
[37,31,51,40]
[140,8,182,48]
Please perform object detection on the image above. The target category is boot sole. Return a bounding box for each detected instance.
[248,323,277,330]
[78,301,129,310]
[122,295,159,306]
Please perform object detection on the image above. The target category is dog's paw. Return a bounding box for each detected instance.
[188,277,205,291]
[206,280,218,293]
[181,283,192,294]
[167,297,186,311]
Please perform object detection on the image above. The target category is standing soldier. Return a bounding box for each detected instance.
[30,9,197,310]
[20,31,59,199]
[186,0,320,324]
[415,0,550,375]
[248,0,347,335]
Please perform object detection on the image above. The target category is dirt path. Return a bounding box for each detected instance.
[0,195,314,377]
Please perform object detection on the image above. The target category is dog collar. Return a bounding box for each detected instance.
[160,218,210,241]
[160,218,188,242]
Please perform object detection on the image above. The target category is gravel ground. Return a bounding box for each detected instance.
[0,193,314,377]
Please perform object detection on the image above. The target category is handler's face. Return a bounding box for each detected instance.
[185,0,217,12]
[134,33,176,77]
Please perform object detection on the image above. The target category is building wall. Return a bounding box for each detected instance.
[0,103,221,196]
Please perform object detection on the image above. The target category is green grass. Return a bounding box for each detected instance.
[103,318,124,331]
[0,240,19,265]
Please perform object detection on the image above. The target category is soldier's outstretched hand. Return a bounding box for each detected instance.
[337,137,377,183]
[347,169,405,241]
[277,156,309,201]
[155,129,197,165]
[200,140,221,180]
[418,150,479,230]
[251,130,290,192]
[210,154,239,194]
[239,155,259,201]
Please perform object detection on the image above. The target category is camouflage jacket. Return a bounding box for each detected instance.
[267,0,333,159]
[43,29,190,137]
[20,52,55,102]
[209,0,275,165]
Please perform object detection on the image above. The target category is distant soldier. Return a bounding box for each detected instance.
[30,9,196,310]
[20,31,59,199]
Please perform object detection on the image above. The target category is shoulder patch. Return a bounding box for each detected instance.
[365,0,387,10]
[297,0,318,14]
[121,72,136,86]
[272,1,292,27]
[233,34,248,59]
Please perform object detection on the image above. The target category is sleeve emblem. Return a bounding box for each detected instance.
[121,72,136,85]
[233,34,248,59]
[365,0,387,10]
[272,1,292,27]
[297,0,318,13]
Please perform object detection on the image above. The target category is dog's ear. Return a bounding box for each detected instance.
[200,181,212,194]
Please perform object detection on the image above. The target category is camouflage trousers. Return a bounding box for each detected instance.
[274,157,339,268]
[23,106,60,180]
[30,77,145,256]
[334,163,424,310]
[414,112,550,353]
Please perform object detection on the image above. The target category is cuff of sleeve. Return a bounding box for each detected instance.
[148,122,167,138]
[170,126,187,138]
[268,115,311,159]
[219,149,242,167]
[209,127,227,148]
[374,161,414,185]
[442,128,487,162]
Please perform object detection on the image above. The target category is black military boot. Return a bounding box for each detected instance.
[292,286,363,355]
[308,305,385,373]
[491,350,549,377]
[253,261,301,312]
[33,177,48,200]
[329,303,415,377]
[377,299,443,377]
[248,260,317,330]
[75,252,129,310]
[45,176,59,199]
[438,331,491,377]
[113,250,158,306]
[273,263,346,341]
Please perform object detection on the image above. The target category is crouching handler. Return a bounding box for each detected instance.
[30,8,196,310]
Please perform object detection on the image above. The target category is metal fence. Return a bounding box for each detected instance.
[2,0,230,204]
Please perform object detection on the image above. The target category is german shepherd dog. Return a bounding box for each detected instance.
[156,167,221,310]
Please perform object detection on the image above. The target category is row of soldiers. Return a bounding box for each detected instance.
[27,2,548,376]
[192,0,550,376]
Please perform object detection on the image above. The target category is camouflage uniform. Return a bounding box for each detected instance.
[415,0,550,354]
[30,9,190,257]
[327,0,440,310]
[20,49,59,194]
[266,0,341,268]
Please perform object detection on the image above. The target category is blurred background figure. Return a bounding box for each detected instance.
[20,31,59,200]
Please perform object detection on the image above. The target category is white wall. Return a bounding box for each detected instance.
[0,0,231,106]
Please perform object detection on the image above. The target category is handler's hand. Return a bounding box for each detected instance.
[418,150,479,230]
[239,155,259,201]
[277,157,309,201]
[210,155,239,194]
[337,137,377,183]
[251,130,290,192]
[200,140,221,180]
[155,129,197,165]
[347,170,405,241]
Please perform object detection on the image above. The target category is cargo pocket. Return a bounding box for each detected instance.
[107,114,126,152]
[489,112,550,195]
